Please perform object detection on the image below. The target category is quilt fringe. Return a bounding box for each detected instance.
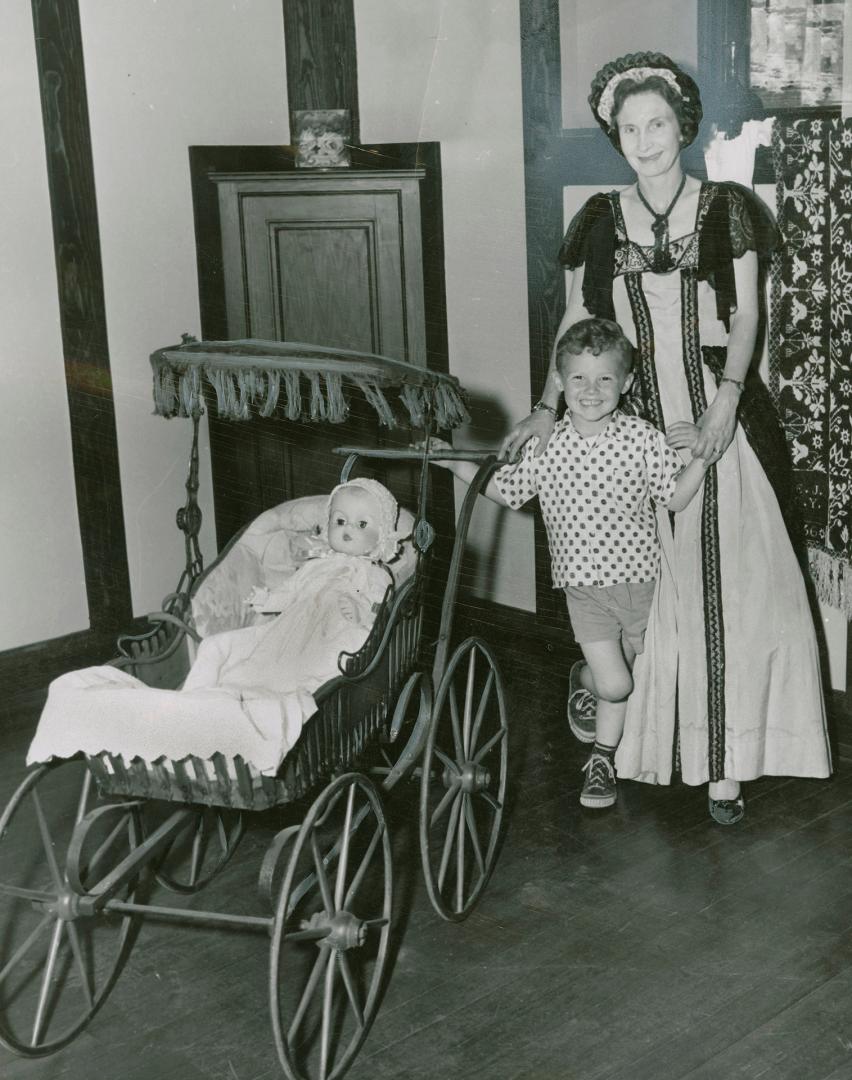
[808,547,852,617]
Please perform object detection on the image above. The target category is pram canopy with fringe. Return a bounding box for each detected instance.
[151,338,470,430]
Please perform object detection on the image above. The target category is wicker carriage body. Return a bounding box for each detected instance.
[88,563,426,812]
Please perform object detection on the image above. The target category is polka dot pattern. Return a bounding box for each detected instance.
[494,412,683,587]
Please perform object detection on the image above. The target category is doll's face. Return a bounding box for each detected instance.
[327,487,382,557]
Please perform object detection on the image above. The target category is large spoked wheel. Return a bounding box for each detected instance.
[153,806,244,894]
[420,637,508,921]
[269,773,392,1080]
[0,760,140,1056]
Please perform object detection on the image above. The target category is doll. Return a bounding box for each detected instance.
[183,479,404,696]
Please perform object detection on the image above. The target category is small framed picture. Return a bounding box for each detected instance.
[293,108,351,168]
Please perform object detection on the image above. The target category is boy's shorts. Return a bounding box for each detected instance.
[563,580,656,655]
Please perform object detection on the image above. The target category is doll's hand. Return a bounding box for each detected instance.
[666,422,700,452]
[339,592,363,624]
[245,585,270,608]
[499,409,555,462]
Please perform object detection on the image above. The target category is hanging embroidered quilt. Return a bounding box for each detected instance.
[771,116,852,614]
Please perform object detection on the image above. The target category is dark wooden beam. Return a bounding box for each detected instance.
[30,0,132,634]
[282,0,360,142]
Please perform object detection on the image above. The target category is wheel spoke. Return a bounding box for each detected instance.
[334,785,357,910]
[478,789,503,814]
[337,952,364,1028]
[84,814,133,888]
[33,791,64,893]
[429,784,457,829]
[64,920,95,1009]
[473,726,506,765]
[469,669,495,757]
[31,918,63,1047]
[437,794,462,893]
[343,824,383,909]
[448,685,464,761]
[287,947,330,1045]
[188,815,208,887]
[310,835,336,916]
[433,747,459,776]
[0,914,53,988]
[463,648,477,757]
[456,794,466,911]
[463,794,486,877]
[320,951,337,1080]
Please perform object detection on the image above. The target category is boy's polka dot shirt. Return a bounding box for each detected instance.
[494,411,685,588]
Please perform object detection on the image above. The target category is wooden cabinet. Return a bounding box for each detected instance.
[205,167,430,542]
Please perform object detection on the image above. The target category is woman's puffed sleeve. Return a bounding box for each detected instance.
[698,182,778,328]
[557,192,614,269]
[728,183,779,260]
[557,193,617,321]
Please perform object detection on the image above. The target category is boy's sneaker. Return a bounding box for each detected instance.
[580,752,616,808]
[567,660,597,743]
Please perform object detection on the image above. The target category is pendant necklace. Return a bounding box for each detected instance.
[635,173,687,273]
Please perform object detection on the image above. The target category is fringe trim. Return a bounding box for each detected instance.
[353,378,397,427]
[152,358,470,429]
[808,547,852,616]
[283,370,301,420]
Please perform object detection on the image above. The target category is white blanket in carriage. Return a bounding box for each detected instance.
[27,554,393,776]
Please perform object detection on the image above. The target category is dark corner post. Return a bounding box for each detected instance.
[30,0,133,635]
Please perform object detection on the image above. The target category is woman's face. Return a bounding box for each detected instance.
[615,91,682,180]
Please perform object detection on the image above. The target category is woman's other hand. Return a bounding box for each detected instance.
[499,409,556,462]
[693,386,739,463]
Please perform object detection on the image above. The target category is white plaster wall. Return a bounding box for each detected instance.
[356,0,535,612]
[559,0,698,129]
[0,0,89,650]
[79,0,290,617]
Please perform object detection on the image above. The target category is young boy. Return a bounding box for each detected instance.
[427,317,708,809]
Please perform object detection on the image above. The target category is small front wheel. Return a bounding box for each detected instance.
[420,637,508,921]
[0,760,140,1056]
[269,773,392,1080]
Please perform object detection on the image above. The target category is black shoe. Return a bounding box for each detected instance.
[708,793,745,825]
[580,752,616,808]
[567,660,597,744]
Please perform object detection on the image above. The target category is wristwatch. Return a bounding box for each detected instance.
[720,377,745,393]
[531,400,557,417]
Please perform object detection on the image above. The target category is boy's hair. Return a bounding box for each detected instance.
[555,317,634,377]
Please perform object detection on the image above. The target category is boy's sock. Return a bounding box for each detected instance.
[580,741,617,808]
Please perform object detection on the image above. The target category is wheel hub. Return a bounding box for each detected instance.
[304,909,366,951]
[442,761,492,793]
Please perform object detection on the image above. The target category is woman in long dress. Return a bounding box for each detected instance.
[502,52,831,822]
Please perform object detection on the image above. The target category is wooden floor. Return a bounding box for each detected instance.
[2,639,852,1080]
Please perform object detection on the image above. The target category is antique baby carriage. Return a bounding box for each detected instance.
[0,339,509,1080]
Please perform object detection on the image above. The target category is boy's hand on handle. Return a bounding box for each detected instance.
[499,409,555,462]
[413,436,454,465]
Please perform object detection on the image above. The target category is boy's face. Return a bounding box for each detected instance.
[556,347,633,433]
[328,486,381,557]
